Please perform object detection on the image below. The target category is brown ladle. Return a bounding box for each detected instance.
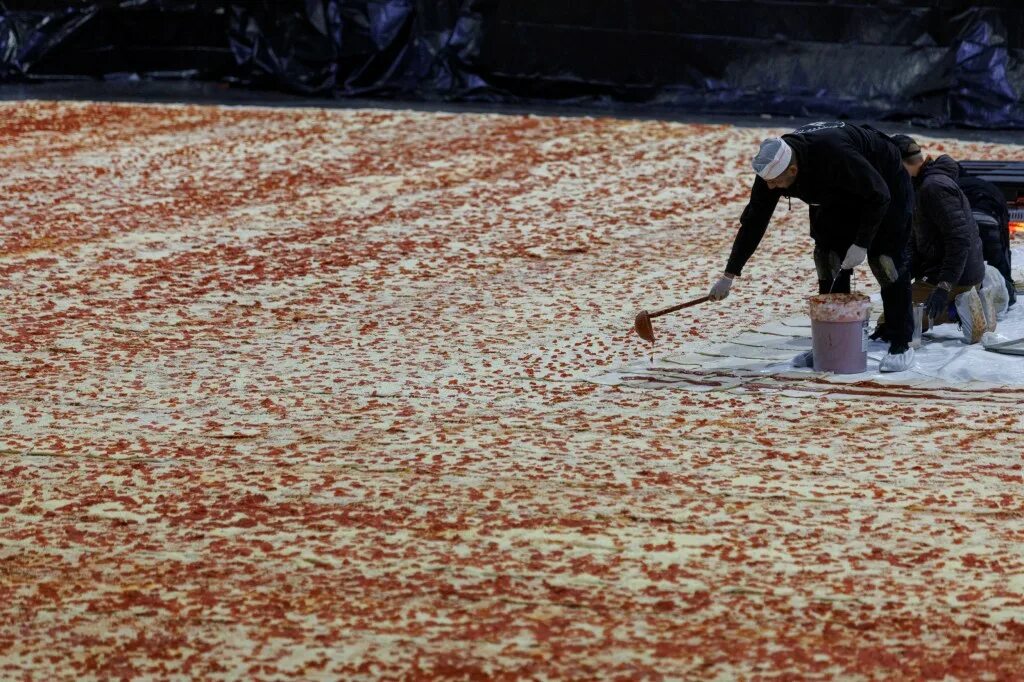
[634,295,711,343]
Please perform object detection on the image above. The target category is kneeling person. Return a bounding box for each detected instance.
[894,137,993,343]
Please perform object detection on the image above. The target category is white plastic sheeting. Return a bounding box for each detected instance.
[595,248,1024,390]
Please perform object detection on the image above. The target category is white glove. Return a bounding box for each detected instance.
[840,244,868,270]
[709,274,734,301]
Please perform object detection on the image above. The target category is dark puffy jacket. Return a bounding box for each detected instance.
[957,165,1015,305]
[910,155,985,286]
[727,121,906,276]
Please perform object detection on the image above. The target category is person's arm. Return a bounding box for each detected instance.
[922,181,973,286]
[829,143,892,248]
[724,176,781,276]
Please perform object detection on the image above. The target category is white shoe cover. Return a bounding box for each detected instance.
[981,264,1009,319]
[980,288,998,334]
[880,347,915,373]
[792,350,814,368]
[954,288,986,344]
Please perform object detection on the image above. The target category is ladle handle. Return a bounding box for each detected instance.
[648,295,711,320]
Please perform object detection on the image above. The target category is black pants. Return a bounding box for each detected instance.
[810,169,915,348]
[814,245,914,348]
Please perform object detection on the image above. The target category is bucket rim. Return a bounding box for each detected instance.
[808,292,872,323]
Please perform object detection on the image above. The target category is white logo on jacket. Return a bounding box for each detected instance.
[795,121,847,134]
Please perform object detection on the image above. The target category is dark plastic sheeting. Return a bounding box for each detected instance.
[1,1,1022,129]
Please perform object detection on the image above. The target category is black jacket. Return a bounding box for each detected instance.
[910,155,985,286]
[958,170,1010,228]
[957,164,1015,304]
[726,122,905,276]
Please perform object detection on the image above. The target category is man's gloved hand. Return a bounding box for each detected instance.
[925,285,950,321]
[709,273,734,301]
[840,244,868,270]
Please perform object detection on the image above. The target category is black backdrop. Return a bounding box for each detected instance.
[1,1,1022,128]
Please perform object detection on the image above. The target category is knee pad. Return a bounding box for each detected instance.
[869,254,900,288]
[814,247,842,281]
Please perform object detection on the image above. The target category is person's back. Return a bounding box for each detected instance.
[899,150,994,343]
[784,121,903,177]
[957,165,1015,306]
[779,122,904,212]
[911,156,986,287]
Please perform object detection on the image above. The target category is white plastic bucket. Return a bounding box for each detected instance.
[808,293,872,374]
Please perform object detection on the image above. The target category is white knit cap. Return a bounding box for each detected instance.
[752,137,793,180]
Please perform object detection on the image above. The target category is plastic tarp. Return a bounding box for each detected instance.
[594,247,1024,391]
[594,299,1024,390]
[1,1,1023,129]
